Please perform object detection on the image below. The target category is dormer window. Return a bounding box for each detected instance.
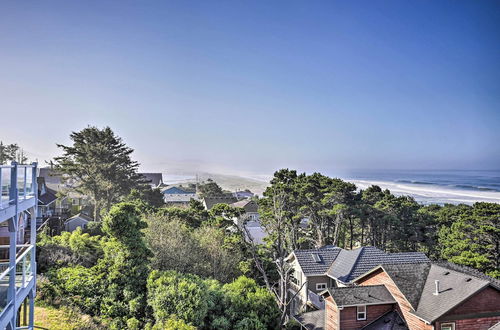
[357,305,366,320]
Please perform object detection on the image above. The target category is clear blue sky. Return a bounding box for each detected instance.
[1,0,499,175]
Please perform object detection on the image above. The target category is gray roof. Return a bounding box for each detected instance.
[203,196,238,210]
[489,322,500,330]
[413,263,493,322]
[39,167,63,185]
[294,310,325,330]
[139,173,163,187]
[38,187,58,206]
[65,213,93,224]
[353,261,500,323]
[293,246,342,275]
[327,246,429,283]
[362,310,408,330]
[377,263,431,309]
[292,246,429,279]
[328,285,396,307]
[230,200,258,213]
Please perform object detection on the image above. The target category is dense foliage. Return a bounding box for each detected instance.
[147,271,279,330]
[37,201,278,328]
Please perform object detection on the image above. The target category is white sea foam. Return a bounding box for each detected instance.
[348,179,500,205]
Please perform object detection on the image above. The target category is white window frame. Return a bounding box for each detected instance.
[316,283,327,291]
[441,323,455,330]
[357,305,366,320]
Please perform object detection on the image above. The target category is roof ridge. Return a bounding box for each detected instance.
[333,284,386,290]
[343,246,365,280]
[432,261,500,287]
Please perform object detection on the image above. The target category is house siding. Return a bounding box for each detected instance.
[442,286,500,317]
[325,296,339,330]
[307,275,331,293]
[435,286,500,330]
[356,268,433,330]
[435,317,500,330]
[339,304,395,330]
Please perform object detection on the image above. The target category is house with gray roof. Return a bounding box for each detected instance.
[295,260,500,330]
[64,213,93,232]
[139,173,164,188]
[354,261,500,330]
[286,246,429,315]
[162,186,197,205]
[202,196,238,210]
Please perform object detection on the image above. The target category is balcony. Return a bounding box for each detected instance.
[289,282,325,310]
[1,164,37,223]
[0,163,38,329]
[0,245,35,313]
[307,289,325,309]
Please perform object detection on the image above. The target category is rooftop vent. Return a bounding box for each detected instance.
[433,280,440,295]
[311,253,322,263]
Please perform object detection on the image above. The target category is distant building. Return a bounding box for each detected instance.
[139,172,164,188]
[38,167,88,215]
[162,186,197,205]
[230,199,259,225]
[233,190,254,199]
[202,196,238,210]
[64,213,93,232]
[37,177,58,220]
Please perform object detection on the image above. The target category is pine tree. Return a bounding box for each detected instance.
[54,126,143,220]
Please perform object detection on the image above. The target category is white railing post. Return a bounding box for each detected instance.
[22,254,26,288]
[7,162,18,328]
[23,167,27,200]
[0,167,3,210]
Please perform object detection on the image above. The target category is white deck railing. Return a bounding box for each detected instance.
[0,245,34,313]
[0,164,36,212]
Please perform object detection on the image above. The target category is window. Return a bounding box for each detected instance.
[357,305,366,320]
[441,323,455,330]
[316,283,327,291]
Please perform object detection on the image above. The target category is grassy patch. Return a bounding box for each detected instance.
[34,304,99,330]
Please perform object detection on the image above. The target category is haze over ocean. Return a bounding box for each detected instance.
[161,168,500,205]
[339,169,500,205]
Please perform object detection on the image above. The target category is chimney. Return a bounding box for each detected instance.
[433,280,440,295]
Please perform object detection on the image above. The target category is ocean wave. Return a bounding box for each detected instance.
[392,180,500,192]
[348,179,500,205]
[453,184,497,192]
[396,180,434,185]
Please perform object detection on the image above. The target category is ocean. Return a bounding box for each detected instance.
[161,169,500,205]
[340,169,500,205]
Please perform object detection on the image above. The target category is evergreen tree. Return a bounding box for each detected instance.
[54,126,143,220]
